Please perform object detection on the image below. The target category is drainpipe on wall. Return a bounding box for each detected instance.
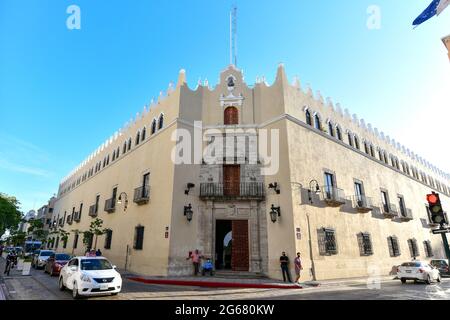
[306,212,317,281]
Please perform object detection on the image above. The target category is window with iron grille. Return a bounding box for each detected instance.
[63,238,67,249]
[318,228,338,255]
[104,229,113,250]
[424,240,434,258]
[357,233,373,256]
[387,236,401,257]
[73,233,79,249]
[407,239,419,258]
[134,226,145,250]
[55,236,60,249]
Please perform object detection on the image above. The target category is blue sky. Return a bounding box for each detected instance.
[0,0,449,214]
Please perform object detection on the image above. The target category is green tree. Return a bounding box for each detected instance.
[0,193,22,237]
[72,218,108,252]
[28,219,49,244]
[8,230,26,246]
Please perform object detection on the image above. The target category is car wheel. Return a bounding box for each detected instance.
[58,277,65,291]
[111,293,119,296]
[426,275,432,285]
[437,275,442,283]
[401,278,406,284]
[72,282,80,299]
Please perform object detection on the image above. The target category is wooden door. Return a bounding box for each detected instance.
[224,107,239,125]
[231,220,249,272]
[223,165,240,197]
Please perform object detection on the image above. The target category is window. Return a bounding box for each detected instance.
[79,203,83,220]
[347,133,353,147]
[224,107,239,125]
[112,150,116,161]
[354,181,364,201]
[370,145,375,158]
[364,142,369,155]
[135,131,141,145]
[134,226,145,250]
[383,153,388,164]
[407,239,419,258]
[95,195,100,214]
[381,190,389,213]
[123,141,127,154]
[378,150,383,161]
[63,237,67,249]
[127,138,132,151]
[387,236,401,257]
[305,110,312,126]
[104,229,113,250]
[55,236,60,249]
[354,136,360,150]
[116,147,120,158]
[73,233,79,249]
[318,228,338,255]
[314,114,321,130]
[357,233,373,256]
[336,127,342,141]
[141,127,146,141]
[112,187,117,203]
[158,114,164,130]
[151,120,157,134]
[424,240,434,258]
[328,122,334,137]
[398,195,406,216]
[324,172,335,199]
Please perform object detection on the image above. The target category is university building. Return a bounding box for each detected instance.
[47,64,450,280]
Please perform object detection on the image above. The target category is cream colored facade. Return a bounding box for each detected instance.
[48,65,450,281]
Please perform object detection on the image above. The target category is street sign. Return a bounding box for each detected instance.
[432,228,450,234]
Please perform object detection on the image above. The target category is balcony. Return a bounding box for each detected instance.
[200,182,265,200]
[67,215,73,225]
[382,203,398,218]
[399,208,413,221]
[351,195,374,213]
[104,198,116,213]
[321,186,346,207]
[73,212,81,222]
[89,204,98,217]
[133,186,150,205]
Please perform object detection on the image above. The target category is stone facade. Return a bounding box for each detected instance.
[48,64,450,281]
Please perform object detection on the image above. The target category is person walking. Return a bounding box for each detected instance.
[280,252,292,283]
[187,249,202,276]
[4,251,16,276]
[294,252,303,283]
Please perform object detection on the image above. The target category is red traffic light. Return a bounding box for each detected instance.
[427,194,439,205]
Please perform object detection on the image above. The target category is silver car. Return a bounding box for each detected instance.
[32,250,55,269]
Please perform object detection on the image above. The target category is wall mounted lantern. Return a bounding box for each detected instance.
[185,183,196,195]
[308,180,321,203]
[270,205,281,223]
[184,204,193,222]
[268,182,281,194]
[117,192,129,211]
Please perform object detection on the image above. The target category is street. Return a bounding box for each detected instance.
[1,258,450,300]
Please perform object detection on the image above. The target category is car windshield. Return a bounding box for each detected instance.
[55,254,70,261]
[401,262,422,267]
[40,251,54,257]
[80,259,113,271]
[431,260,448,266]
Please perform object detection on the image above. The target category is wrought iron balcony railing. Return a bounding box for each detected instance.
[104,198,116,213]
[351,195,374,213]
[134,185,150,205]
[400,208,413,221]
[321,186,346,207]
[200,182,265,200]
[382,203,398,218]
[73,211,81,222]
[89,204,98,217]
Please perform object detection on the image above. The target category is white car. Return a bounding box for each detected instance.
[397,261,441,284]
[58,256,122,299]
[32,250,55,269]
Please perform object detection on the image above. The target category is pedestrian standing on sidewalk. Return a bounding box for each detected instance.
[96,249,102,256]
[294,252,303,283]
[187,249,202,276]
[280,252,292,283]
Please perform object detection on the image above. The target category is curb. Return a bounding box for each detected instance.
[127,277,303,289]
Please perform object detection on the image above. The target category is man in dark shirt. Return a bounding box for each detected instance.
[280,252,292,283]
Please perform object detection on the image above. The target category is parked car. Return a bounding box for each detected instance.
[59,257,122,299]
[397,261,441,284]
[44,253,72,276]
[32,250,55,269]
[430,259,450,276]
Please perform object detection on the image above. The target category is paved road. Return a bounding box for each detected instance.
[2,258,450,300]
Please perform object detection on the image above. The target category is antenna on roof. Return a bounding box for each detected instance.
[230,4,238,66]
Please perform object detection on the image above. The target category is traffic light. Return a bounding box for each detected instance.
[427,192,446,225]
